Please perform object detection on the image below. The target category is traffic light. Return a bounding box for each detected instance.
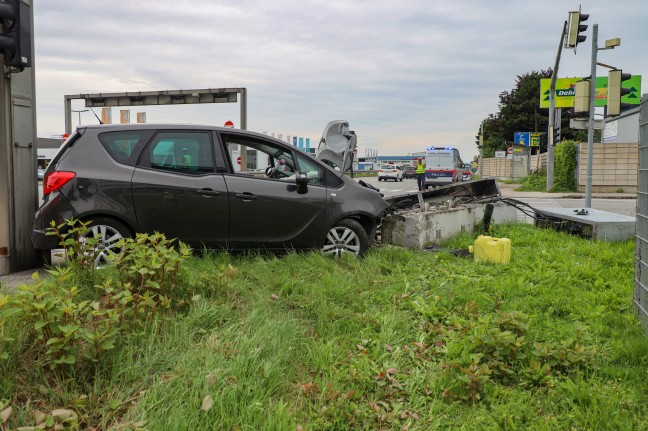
[566,10,589,48]
[608,69,632,116]
[574,80,590,113]
[0,0,31,70]
[553,124,561,145]
[539,133,547,152]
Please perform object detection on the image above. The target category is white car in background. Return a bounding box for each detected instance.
[378,164,403,182]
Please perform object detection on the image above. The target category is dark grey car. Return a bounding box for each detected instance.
[32,123,389,264]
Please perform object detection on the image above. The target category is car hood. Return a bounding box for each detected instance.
[316,120,357,174]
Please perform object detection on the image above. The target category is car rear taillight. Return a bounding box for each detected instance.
[392,169,397,173]
[43,171,76,195]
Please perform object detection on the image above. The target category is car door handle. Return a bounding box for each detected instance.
[197,188,220,197]
[235,192,257,201]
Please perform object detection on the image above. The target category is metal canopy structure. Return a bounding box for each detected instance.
[64,87,247,134]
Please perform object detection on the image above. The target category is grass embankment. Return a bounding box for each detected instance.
[1,223,646,430]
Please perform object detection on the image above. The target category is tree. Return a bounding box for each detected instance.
[478,69,587,157]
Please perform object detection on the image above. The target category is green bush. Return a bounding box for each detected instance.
[516,169,547,191]
[553,140,578,192]
[1,225,192,373]
[516,141,578,192]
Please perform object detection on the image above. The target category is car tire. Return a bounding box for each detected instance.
[79,217,132,268]
[322,218,369,257]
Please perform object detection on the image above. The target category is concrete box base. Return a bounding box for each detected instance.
[382,203,517,249]
[535,207,636,241]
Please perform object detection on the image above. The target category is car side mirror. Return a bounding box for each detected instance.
[295,173,309,194]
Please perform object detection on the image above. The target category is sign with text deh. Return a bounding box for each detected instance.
[539,76,641,108]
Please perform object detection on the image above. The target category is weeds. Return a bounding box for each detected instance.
[0,223,645,430]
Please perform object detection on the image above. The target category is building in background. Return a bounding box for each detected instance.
[603,106,639,143]
[36,137,63,168]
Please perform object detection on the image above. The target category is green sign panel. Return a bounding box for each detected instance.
[540,76,641,108]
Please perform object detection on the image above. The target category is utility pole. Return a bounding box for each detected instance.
[0,0,41,274]
[582,26,621,208]
[584,24,598,208]
[546,21,567,191]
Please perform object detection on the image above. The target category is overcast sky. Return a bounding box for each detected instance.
[32,0,648,160]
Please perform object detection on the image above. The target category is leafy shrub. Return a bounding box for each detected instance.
[3,225,191,372]
[515,141,578,192]
[432,306,598,402]
[516,168,547,191]
[553,140,578,192]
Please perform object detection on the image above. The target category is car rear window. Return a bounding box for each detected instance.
[381,165,395,169]
[99,131,153,166]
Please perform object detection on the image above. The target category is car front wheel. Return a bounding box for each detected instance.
[79,217,132,268]
[322,218,369,257]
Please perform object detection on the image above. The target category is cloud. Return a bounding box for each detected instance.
[31,0,648,160]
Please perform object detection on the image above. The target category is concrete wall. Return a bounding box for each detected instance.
[481,152,547,180]
[578,142,638,193]
[480,143,638,193]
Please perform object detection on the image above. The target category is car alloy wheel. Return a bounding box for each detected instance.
[322,218,369,257]
[79,217,131,268]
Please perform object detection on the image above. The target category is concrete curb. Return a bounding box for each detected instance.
[560,193,636,199]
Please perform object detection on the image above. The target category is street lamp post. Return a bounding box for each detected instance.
[71,109,89,126]
[584,25,620,208]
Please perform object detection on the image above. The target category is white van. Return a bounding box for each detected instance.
[424,147,463,186]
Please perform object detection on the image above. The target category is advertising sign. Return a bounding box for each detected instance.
[539,76,641,108]
[495,151,506,158]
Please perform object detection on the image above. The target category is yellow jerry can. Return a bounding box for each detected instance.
[469,235,511,264]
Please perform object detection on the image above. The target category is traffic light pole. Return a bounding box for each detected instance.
[584,24,598,208]
[547,21,567,191]
[0,0,41,275]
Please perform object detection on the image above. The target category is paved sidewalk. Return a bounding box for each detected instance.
[497,182,636,200]
[0,253,64,293]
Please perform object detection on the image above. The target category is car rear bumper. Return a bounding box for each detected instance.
[425,178,454,185]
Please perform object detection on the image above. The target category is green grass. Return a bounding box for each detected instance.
[1,224,646,430]
[514,170,547,191]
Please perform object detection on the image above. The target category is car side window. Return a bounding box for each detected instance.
[143,131,214,174]
[295,153,325,186]
[98,130,153,166]
[221,135,296,181]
